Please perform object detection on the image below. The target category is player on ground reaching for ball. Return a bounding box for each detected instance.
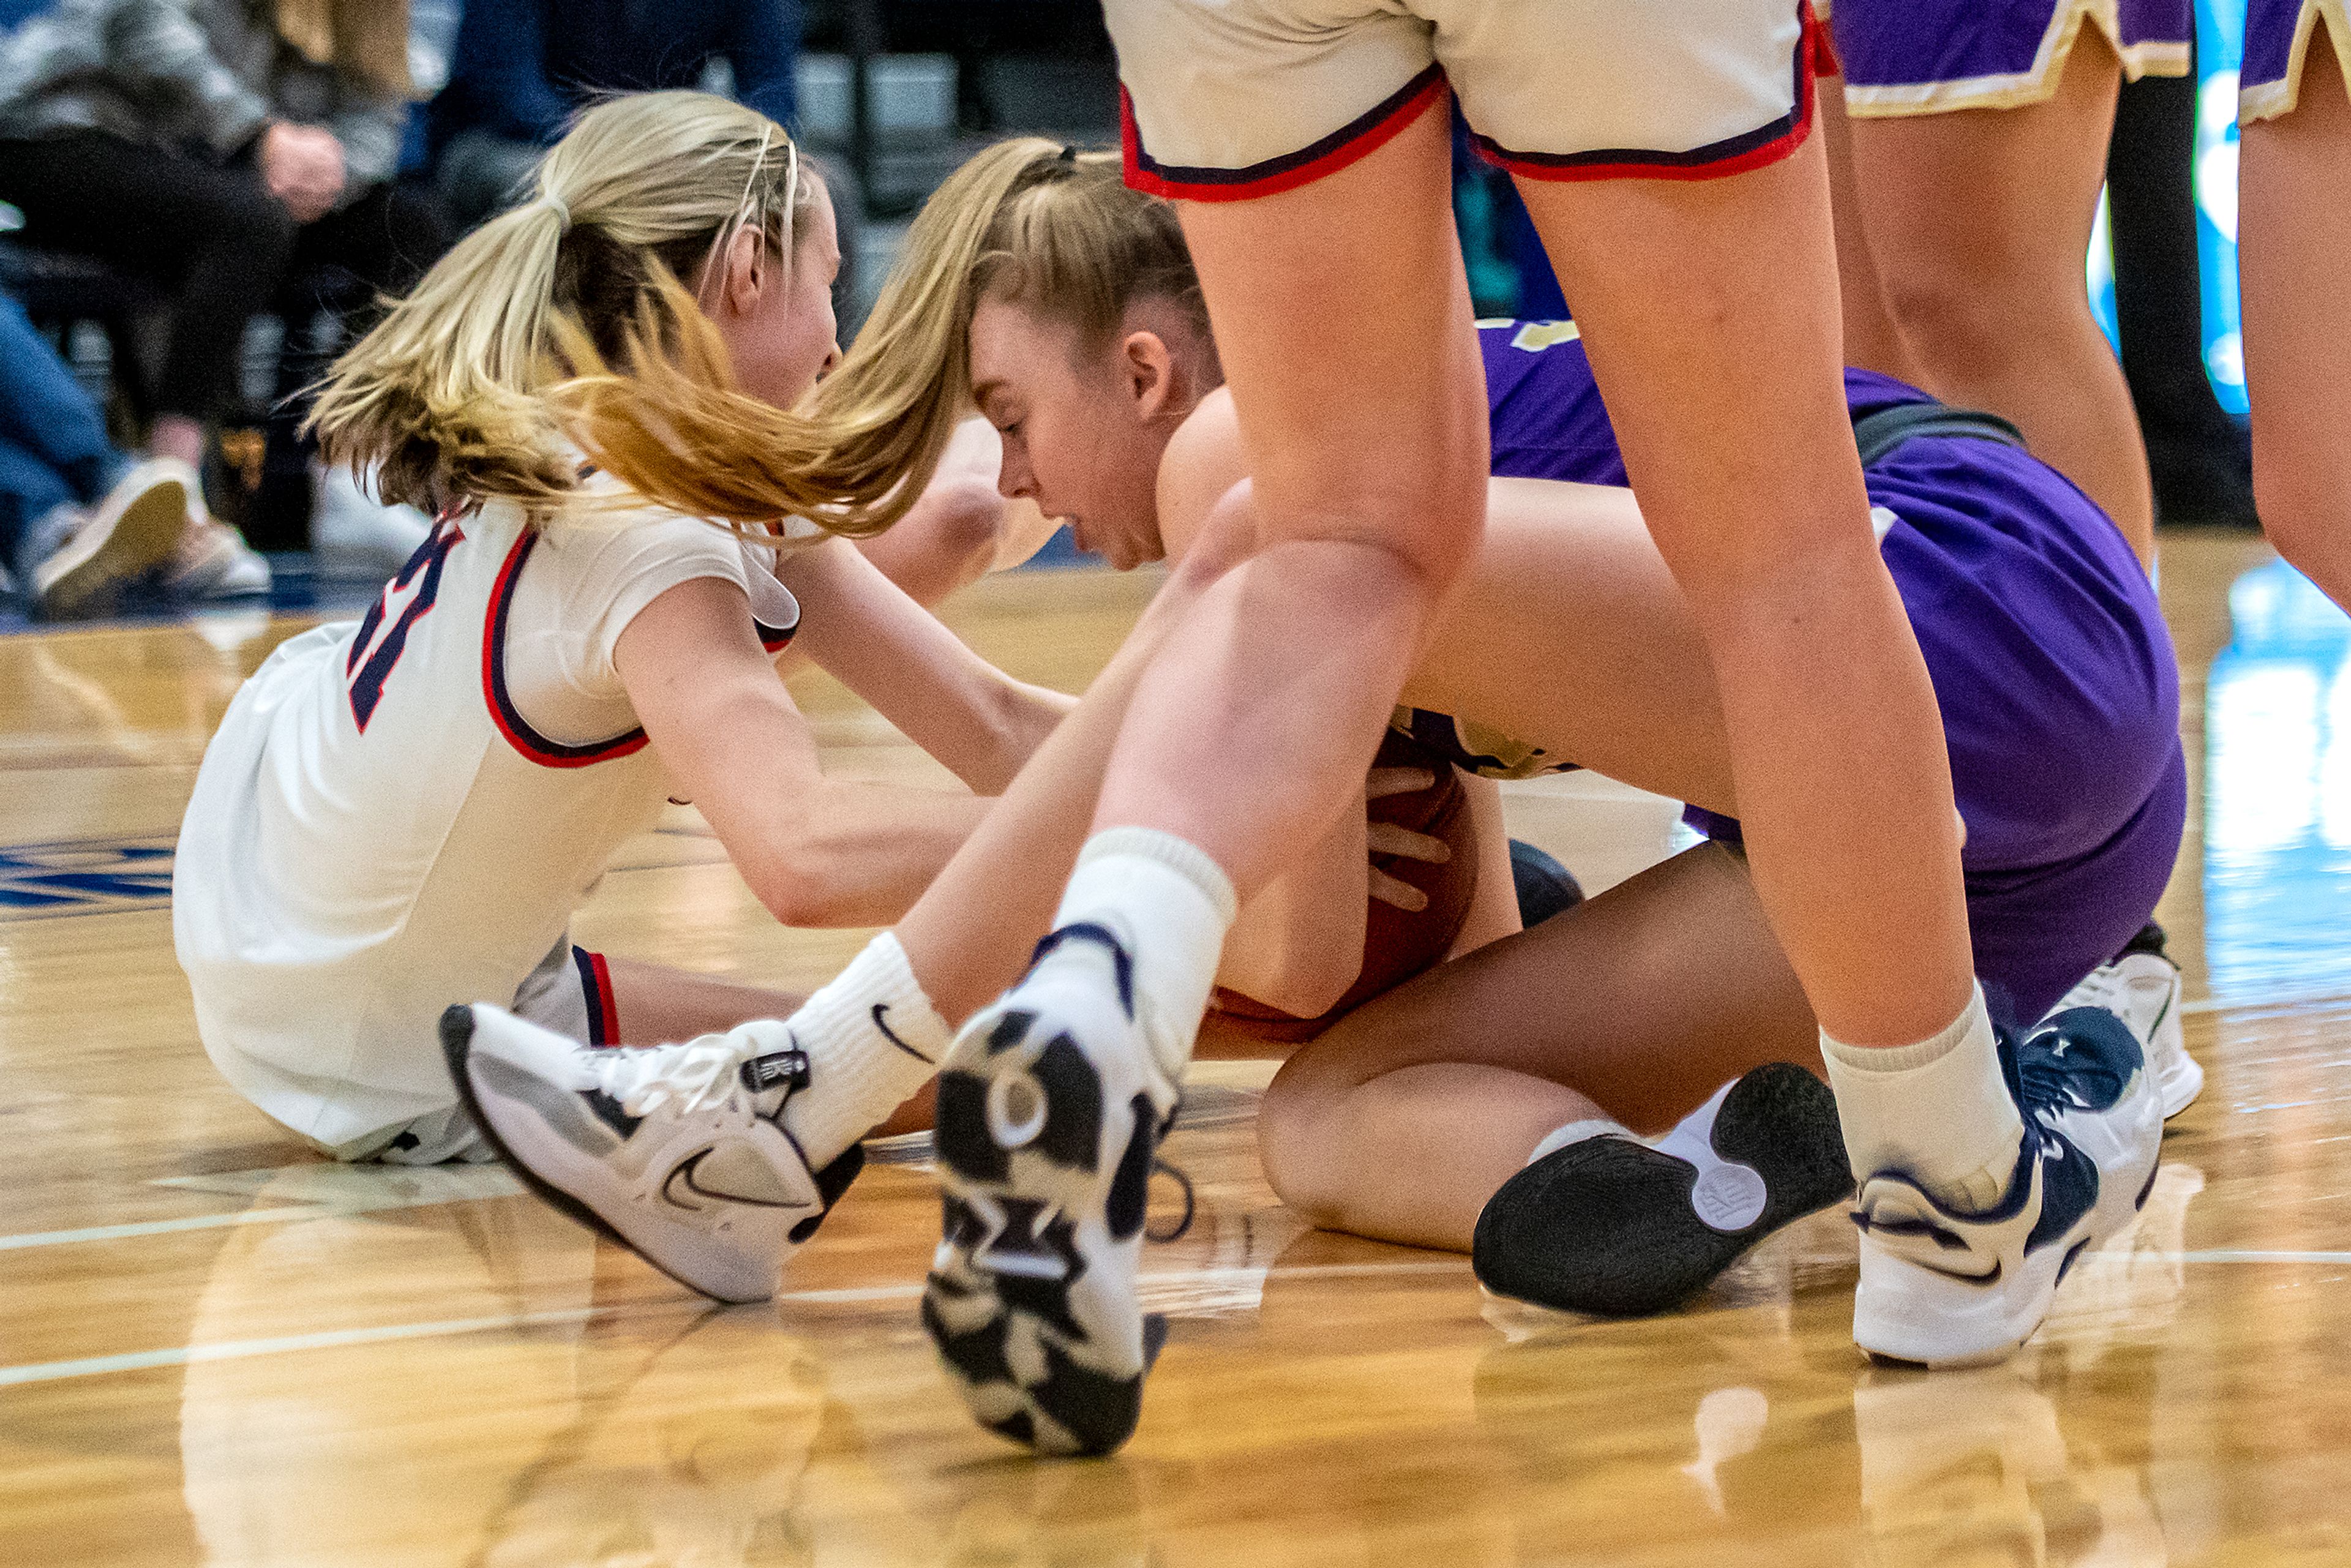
[172,96,1086,1288]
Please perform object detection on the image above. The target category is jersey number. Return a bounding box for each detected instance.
[347,518,463,732]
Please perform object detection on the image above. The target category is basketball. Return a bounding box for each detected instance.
[1210,724,1480,1043]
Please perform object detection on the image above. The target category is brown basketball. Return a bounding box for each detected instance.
[1211,725,1480,1043]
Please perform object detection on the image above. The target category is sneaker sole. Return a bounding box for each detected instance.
[1471,1063,1852,1318]
[439,1005,786,1305]
[38,480,187,618]
[922,993,1166,1457]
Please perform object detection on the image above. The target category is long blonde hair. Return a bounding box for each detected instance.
[566,136,1212,530]
[310,92,924,542]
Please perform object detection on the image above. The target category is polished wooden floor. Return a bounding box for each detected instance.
[5,533,2350,1566]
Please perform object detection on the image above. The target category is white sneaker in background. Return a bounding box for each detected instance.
[2048,932,2200,1119]
[167,511,273,602]
[312,462,430,579]
[31,458,193,618]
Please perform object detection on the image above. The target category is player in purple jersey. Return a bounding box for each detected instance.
[1820,0,2192,565]
[459,144,2177,1394]
[2240,6,2351,622]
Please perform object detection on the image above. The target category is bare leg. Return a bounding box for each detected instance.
[1819,77,1921,384]
[1515,131,1973,1049]
[599,955,804,1043]
[1259,844,1815,1251]
[1846,32,2156,564]
[1091,105,1489,893]
[2241,26,2351,609]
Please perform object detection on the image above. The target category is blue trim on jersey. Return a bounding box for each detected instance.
[481,531,653,768]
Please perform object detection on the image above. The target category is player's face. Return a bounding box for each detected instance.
[719,177,844,410]
[967,296,1169,570]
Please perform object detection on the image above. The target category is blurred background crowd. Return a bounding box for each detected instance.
[0,0,2254,622]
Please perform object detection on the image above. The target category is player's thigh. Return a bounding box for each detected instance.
[1172,111,1487,576]
[1263,844,1818,1139]
[1843,29,2124,298]
[2240,26,2351,555]
[1510,139,1870,582]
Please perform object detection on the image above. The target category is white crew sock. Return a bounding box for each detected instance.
[1820,983,2022,1213]
[770,932,950,1171]
[1045,827,1237,1079]
[1524,1119,1633,1166]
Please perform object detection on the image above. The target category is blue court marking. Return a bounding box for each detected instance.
[0,835,178,918]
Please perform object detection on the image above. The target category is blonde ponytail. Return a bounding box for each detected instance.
[309,91,871,537]
[552,137,1081,536]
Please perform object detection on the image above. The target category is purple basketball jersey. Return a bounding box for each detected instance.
[1828,0,2191,113]
[2243,0,2350,122]
[1479,321,2184,1018]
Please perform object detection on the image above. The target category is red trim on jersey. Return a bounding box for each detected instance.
[755,613,799,653]
[1474,2,1826,184]
[572,945,622,1046]
[1122,65,1449,203]
[480,531,652,769]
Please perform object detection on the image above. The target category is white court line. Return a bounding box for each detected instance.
[0,1207,351,1251]
[0,1260,1471,1389]
[2180,988,2351,1016]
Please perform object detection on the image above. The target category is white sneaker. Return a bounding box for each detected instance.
[923,923,1179,1457]
[30,459,193,618]
[1850,1009,2162,1369]
[313,462,431,579]
[2047,931,2199,1118]
[167,508,273,602]
[440,1003,864,1304]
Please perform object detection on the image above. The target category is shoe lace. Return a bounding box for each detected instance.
[2053,962,2123,1018]
[590,1036,751,1119]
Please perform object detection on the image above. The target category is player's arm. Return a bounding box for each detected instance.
[775,536,1076,796]
[615,576,994,928]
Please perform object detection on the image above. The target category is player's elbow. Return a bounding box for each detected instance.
[741,846,863,929]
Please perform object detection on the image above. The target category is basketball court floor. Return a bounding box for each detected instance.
[4,530,2349,1566]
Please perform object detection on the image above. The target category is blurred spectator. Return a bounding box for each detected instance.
[429,0,803,225]
[0,283,269,614]
[0,0,451,565]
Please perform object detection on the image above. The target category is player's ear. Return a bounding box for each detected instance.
[1120,329,1177,420]
[713,225,765,320]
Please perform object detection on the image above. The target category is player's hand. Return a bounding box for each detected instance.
[1365,766,1450,912]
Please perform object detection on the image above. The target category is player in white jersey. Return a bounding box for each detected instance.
[174,94,1071,1215]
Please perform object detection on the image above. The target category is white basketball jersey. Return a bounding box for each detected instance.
[174,493,808,1153]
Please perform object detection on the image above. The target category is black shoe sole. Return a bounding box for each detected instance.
[1471,1062,1852,1318]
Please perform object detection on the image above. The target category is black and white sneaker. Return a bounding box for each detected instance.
[922,925,1177,1457]
[2045,925,2199,1118]
[1471,1063,1851,1318]
[1851,1008,2162,1368]
[441,1004,863,1304]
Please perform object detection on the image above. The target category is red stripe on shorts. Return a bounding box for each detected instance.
[1122,65,1449,203]
[1477,1,1828,184]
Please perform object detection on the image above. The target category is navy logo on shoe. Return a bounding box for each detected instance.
[663,1145,816,1210]
[738,1048,809,1095]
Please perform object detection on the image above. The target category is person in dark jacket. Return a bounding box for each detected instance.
[429,0,802,225]
[0,1,451,484]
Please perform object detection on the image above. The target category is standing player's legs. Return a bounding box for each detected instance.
[1509,120,2065,1362]
[1818,78,1921,384]
[923,92,1488,1454]
[1840,31,2156,565]
[2240,20,2351,610]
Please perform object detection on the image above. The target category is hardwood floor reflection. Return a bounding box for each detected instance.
[4,533,2349,1566]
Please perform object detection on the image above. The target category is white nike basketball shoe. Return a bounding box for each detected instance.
[1851,1008,2162,1368]
[2045,925,2200,1119]
[441,1005,864,1304]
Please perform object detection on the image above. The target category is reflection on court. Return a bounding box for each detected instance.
[6,536,2351,1566]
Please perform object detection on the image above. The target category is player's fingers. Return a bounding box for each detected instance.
[1367,822,1450,863]
[1368,867,1428,912]
[1365,767,1436,800]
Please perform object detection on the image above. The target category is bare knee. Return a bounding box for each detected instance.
[2254,456,2351,581]
[1257,1048,1361,1228]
